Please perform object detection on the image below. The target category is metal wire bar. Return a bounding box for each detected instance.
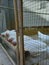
[0,6,49,15]
[0,6,14,9]
[23,11,49,15]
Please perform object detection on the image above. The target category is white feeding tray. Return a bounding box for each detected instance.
[0,44,16,65]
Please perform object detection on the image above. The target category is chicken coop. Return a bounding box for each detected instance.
[0,0,49,65]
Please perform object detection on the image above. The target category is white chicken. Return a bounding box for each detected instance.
[1,30,10,36]
[38,31,49,43]
[1,30,48,55]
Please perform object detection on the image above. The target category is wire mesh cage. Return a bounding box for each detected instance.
[0,0,49,65]
[23,0,49,34]
[13,0,49,65]
[23,0,49,65]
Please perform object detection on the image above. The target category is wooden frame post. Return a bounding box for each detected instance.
[13,0,20,65]
[16,0,25,65]
[13,0,25,65]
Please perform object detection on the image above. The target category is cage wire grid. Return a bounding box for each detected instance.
[0,0,49,65]
[23,0,49,65]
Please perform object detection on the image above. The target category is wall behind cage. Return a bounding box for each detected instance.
[23,12,49,35]
[0,0,15,30]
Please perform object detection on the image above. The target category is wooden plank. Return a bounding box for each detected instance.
[16,0,25,65]
[23,27,49,35]
[13,0,20,65]
[23,26,49,28]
